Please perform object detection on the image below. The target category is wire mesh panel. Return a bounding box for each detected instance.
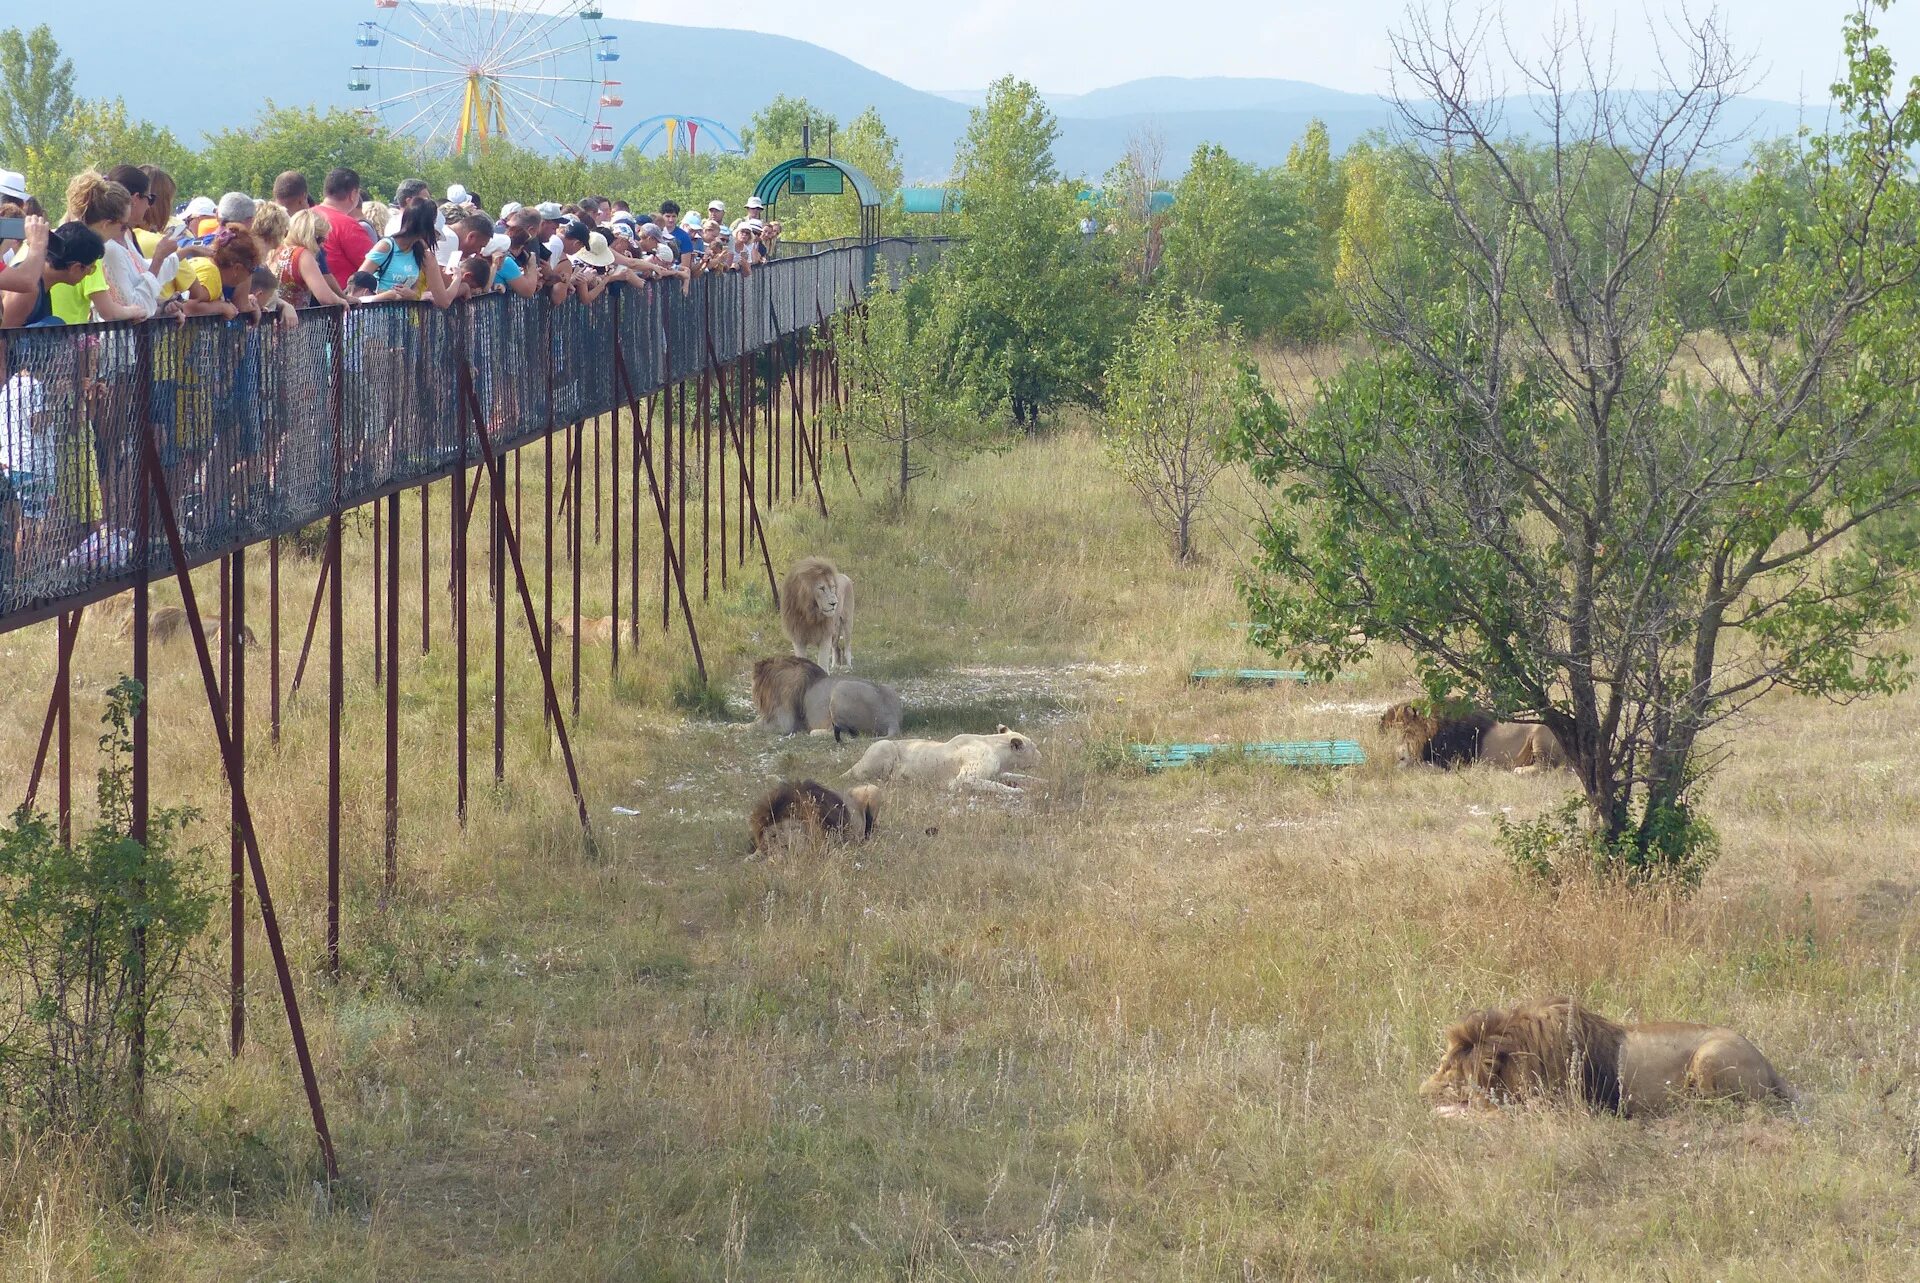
[0,239,939,633]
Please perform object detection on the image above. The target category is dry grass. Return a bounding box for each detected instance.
[0,420,1915,1281]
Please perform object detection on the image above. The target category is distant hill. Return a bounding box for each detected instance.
[17,7,1828,182]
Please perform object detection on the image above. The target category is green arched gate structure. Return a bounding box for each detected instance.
[752,156,884,241]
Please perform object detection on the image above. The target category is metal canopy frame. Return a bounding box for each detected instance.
[752,157,883,242]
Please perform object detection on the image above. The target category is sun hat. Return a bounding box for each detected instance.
[571,231,616,268]
[0,169,27,201]
[745,195,765,209]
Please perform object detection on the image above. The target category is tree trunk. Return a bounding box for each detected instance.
[899,389,910,501]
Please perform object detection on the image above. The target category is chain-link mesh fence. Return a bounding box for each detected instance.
[0,238,942,631]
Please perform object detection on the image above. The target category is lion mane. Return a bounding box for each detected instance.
[1379,701,1566,771]
[753,655,828,734]
[748,780,880,853]
[1423,997,1627,1113]
[780,557,854,670]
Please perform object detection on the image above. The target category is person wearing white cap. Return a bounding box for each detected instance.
[447,183,472,208]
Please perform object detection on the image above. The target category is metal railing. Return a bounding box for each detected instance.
[0,236,945,633]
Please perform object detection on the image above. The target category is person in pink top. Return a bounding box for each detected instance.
[315,167,373,294]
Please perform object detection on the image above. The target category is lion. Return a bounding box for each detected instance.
[754,655,829,734]
[118,605,256,650]
[804,676,903,741]
[780,557,854,671]
[1378,701,1567,772]
[845,725,1044,795]
[1420,996,1795,1118]
[747,780,880,853]
[554,614,617,645]
[752,655,902,738]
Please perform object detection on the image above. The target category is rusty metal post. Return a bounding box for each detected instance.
[571,416,582,715]
[544,407,554,740]
[131,325,151,1105]
[270,535,281,741]
[458,367,594,844]
[288,541,332,701]
[456,388,469,824]
[327,309,345,974]
[230,545,246,1056]
[593,416,602,545]
[706,330,780,606]
[385,489,400,902]
[659,381,671,631]
[372,497,382,684]
[614,344,709,683]
[421,482,430,655]
[55,611,71,848]
[23,611,83,813]
[493,438,506,785]
[610,395,621,675]
[134,422,339,1182]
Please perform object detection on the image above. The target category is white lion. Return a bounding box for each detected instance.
[845,725,1043,795]
[781,556,854,672]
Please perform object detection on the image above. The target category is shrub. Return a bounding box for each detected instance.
[0,679,214,1134]
[1498,795,1719,888]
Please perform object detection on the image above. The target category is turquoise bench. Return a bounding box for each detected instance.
[1129,740,1368,770]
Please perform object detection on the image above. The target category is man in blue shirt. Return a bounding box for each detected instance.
[660,200,695,259]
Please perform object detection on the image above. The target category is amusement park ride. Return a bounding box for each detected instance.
[346,1,745,161]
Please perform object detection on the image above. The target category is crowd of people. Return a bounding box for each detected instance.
[0,159,799,605]
[0,163,789,329]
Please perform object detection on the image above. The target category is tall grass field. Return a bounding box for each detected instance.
[0,413,1914,1280]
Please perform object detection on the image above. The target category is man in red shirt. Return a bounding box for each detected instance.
[316,167,373,292]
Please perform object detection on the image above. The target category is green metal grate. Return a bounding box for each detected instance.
[1129,740,1368,770]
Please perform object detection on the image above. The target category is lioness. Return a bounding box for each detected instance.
[846,725,1043,794]
[1421,996,1795,1117]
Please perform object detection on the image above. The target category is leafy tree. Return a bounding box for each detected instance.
[199,104,416,205]
[1161,144,1319,338]
[0,24,76,200]
[1234,5,1920,881]
[68,97,205,196]
[945,76,1111,425]
[835,268,1001,504]
[743,95,836,163]
[1102,295,1255,562]
[778,105,902,241]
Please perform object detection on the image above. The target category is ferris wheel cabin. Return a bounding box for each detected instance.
[596,35,620,61]
[600,81,623,108]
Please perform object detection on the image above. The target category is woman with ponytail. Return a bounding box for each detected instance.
[53,171,148,322]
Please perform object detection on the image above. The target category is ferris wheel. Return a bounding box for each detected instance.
[348,2,621,157]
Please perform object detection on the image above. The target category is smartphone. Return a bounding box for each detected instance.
[0,216,23,241]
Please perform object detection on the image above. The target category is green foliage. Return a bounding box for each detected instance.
[1235,6,1920,876]
[1498,796,1719,887]
[198,103,417,203]
[66,97,205,195]
[0,680,214,1135]
[1100,294,1257,561]
[834,268,1004,503]
[1162,144,1328,340]
[0,23,76,200]
[945,77,1116,425]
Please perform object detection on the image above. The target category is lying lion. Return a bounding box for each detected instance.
[751,655,901,738]
[747,780,880,854]
[1379,701,1567,772]
[1421,996,1795,1118]
[846,725,1043,795]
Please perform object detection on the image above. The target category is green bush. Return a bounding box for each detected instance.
[1498,795,1719,888]
[0,679,214,1134]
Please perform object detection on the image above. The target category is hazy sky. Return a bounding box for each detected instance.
[605,1,1917,100]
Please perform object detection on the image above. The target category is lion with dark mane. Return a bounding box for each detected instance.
[1379,701,1567,772]
[1421,996,1795,1117]
[780,557,854,671]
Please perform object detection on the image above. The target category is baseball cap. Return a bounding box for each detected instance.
[185,195,218,218]
[0,169,27,201]
[535,201,564,220]
[447,183,471,206]
[500,201,523,219]
[707,199,725,212]
[745,195,765,209]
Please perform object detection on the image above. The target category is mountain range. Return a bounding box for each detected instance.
[24,6,1827,182]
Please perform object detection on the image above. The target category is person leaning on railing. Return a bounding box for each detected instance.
[359,199,457,309]
[0,217,106,329]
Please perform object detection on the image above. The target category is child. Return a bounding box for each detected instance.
[250,265,299,326]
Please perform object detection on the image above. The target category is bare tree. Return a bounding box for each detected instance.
[1236,2,1920,873]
